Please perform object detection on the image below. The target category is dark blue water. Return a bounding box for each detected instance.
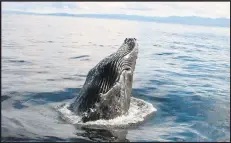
[1,14,230,142]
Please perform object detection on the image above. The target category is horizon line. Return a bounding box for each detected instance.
[3,10,230,28]
[3,10,230,20]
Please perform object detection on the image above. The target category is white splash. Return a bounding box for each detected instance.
[57,97,157,128]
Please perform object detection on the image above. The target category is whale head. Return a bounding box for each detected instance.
[70,38,138,122]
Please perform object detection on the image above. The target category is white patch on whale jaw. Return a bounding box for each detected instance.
[124,53,131,59]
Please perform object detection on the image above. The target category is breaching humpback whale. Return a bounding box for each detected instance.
[69,38,138,122]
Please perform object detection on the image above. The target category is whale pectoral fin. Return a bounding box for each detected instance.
[99,83,121,104]
[98,83,122,119]
[124,70,133,110]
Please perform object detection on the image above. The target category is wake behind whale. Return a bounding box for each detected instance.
[57,38,157,127]
[57,97,156,128]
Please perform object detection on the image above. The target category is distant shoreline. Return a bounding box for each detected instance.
[2,10,230,28]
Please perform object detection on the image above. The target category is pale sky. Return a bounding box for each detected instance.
[2,2,230,19]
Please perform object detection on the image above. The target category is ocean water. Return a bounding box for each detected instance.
[1,14,230,142]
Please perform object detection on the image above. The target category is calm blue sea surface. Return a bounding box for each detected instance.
[1,14,230,142]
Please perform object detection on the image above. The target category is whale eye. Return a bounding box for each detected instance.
[124,67,131,71]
